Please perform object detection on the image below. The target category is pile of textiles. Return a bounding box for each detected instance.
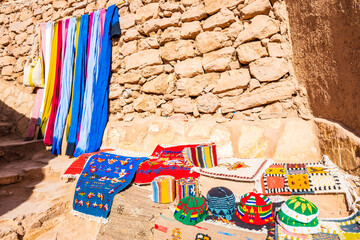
[26,4,120,157]
[133,144,204,184]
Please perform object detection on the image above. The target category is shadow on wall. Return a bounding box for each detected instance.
[285,0,360,135]
[0,100,53,218]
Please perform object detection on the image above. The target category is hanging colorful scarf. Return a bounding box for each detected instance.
[26,88,44,139]
[43,20,65,145]
[64,17,81,142]
[37,22,54,127]
[86,5,120,154]
[74,10,102,157]
[66,14,89,156]
[39,21,59,137]
[52,18,77,154]
[72,152,148,223]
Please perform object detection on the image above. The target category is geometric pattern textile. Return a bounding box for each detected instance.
[261,161,344,195]
[194,158,270,182]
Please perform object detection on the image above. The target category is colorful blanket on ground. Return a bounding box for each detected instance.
[204,200,284,240]
[261,161,345,195]
[193,158,271,182]
[72,152,148,223]
[133,157,200,184]
[62,149,114,178]
[275,211,360,240]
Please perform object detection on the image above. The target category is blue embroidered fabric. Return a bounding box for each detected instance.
[73,152,148,221]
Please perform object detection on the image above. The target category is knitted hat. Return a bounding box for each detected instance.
[277,209,320,234]
[236,192,274,225]
[277,196,320,234]
[280,196,319,223]
[174,196,208,225]
[206,187,235,220]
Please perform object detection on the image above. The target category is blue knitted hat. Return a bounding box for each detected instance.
[206,187,235,220]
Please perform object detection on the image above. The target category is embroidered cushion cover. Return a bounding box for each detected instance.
[174,196,209,226]
[236,192,274,225]
[206,187,235,220]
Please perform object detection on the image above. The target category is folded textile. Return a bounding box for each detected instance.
[62,149,114,178]
[134,158,200,184]
[275,211,360,240]
[183,144,218,168]
[194,158,271,182]
[151,144,201,160]
[72,152,148,223]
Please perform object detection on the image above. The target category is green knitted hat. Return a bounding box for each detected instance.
[280,196,319,223]
[277,209,320,234]
[174,196,208,226]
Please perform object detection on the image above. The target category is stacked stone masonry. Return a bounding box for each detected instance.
[0,0,311,124]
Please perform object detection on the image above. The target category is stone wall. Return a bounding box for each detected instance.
[285,0,360,136]
[0,0,310,127]
[315,118,360,175]
[103,117,321,162]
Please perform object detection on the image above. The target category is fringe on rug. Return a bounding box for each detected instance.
[71,209,109,224]
[322,155,360,212]
[254,159,274,193]
[61,174,80,180]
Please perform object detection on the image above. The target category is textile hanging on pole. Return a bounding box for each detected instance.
[74,10,102,157]
[64,16,81,142]
[37,21,54,127]
[99,9,106,46]
[25,89,44,139]
[52,18,77,154]
[39,21,59,138]
[66,14,89,156]
[87,4,121,153]
[43,20,65,145]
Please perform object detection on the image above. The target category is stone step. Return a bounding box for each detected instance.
[0,138,51,163]
[0,156,73,186]
[0,122,14,137]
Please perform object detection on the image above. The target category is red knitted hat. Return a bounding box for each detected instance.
[236,192,274,225]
